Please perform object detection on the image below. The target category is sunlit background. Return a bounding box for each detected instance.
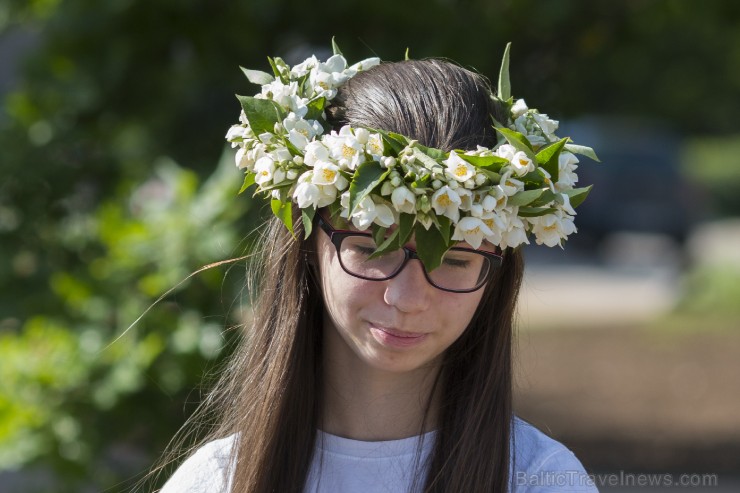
[1,1,739,491]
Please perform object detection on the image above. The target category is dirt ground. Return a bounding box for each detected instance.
[513,325,740,474]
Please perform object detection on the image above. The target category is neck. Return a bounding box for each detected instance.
[321,325,442,441]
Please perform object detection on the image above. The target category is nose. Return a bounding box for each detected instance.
[383,258,433,313]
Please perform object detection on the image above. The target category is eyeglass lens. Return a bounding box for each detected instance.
[338,235,492,292]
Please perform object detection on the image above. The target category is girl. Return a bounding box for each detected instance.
[159,46,598,492]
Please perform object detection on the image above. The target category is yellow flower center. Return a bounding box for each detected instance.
[466,226,481,235]
[341,144,356,159]
[483,219,495,229]
[454,165,468,177]
[321,168,337,182]
[519,158,529,166]
[436,193,452,207]
[543,223,557,232]
[298,128,309,138]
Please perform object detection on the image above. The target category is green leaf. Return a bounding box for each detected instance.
[411,147,442,171]
[437,215,452,246]
[271,199,293,234]
[414,222,451,272]
[508,189,546,207]
[301,207,316,239]
[239,67,274,86]
[414,142,447,161]
[562,185,592,208]
[529,189,559,207]
[494,127,535,158]
[458,153,509,171]
[565,143,601,162]
[348,162,389,215]
[306,97,326,121]
[518,206,558,217]
[369,228,400,259]
[379,132,408,155]
[521,169,545,187]
[372,225,387,247]
[404,47,410,60]
[535,137,568,183]
[476,168,502,183]
[238,173,256,194]
[398,213,415,246]
[497,42,512,102]
[236,95,284,135]
[331,37,343,56]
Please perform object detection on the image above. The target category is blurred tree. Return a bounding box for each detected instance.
[1,0,739,490]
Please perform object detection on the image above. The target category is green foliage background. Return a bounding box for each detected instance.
[1,0,739,490]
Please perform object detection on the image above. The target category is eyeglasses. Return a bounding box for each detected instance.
[317,215,503,293]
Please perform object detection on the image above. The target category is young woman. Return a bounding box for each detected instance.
[158,46,598,492]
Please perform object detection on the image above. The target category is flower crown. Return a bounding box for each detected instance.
[226,40,598,270]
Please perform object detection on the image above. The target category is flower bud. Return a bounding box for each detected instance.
[464,179,475,189]
[354,128,369,144]
[432,179,443,190]
[383,156,397,168]
[403,147,415,157]
[389,170,401,180]
[293,156,304,165]
[391,176,402,187]
[287,169,298,180]
[419,195,432,213]
[475,174,487,186]
[274,123,282,134]
[448,180,459,190]
[380,181,394,196]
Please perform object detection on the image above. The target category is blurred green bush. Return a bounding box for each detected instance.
[1,152,258,490]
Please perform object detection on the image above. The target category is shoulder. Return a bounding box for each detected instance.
[159,435,236,493]
[511,417,599,492]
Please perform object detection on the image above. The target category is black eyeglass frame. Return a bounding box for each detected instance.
[317,215,503,293]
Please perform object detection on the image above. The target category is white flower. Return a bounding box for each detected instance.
[443,152,476,182]
[312,161,348,190]
[294,179,320,209]
[366,133,385,160]
[529,211,577,247]
[347,57,381,74]
[225,125,249,142]
[510,151,535,176]
[498,170,524,197]
[500,209,529,249]
[282,113,323,151]
[353,128,369,144]
[494,143,517,162]
[559,193,577,216]
[259,80,308,117]
[391,186,416,214]
[290,55,319,78]
[431,186,462,222]
[322,125,366,170]
[452,216,494,249]
[254,156,275,185]
[350,196,395,230]
[273,167,286,184]
[270,146,292,163]
[555,151,579,191]
[304,141,331,167]
[533,112,559,136]
[511,99,529,118]
[309,55,350,99]
[235,143,267,170]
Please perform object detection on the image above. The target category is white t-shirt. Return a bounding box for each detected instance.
[160,418,598,492]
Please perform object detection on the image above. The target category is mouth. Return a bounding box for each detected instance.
[369,324,428,348]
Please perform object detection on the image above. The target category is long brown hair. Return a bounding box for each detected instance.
[165,59,525,492]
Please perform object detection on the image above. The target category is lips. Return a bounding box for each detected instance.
[368,324,428,348]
